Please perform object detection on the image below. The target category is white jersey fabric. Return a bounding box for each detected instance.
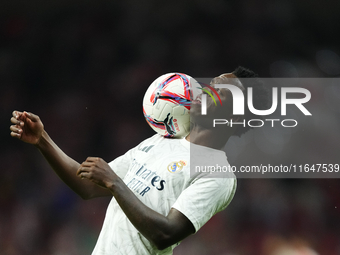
[92,134,236,255]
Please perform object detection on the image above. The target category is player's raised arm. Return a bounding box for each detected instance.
[10,110,112,199]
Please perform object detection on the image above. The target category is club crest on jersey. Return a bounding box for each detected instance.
[167,160,187,173]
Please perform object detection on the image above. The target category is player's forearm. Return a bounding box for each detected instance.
[36,130,95,199]
[109,179,183,250]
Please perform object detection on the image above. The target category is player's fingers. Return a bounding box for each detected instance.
[23,111,40,122]
[12,110,23,119]
[76,166,90,176]
[86,157,100,162]
[76,167,83,176]
[10,116,23,126]
[10,125,22,133]
[78,171,91,180]
[10,131,22,138]
[10,125,22,138]
[81,161,95,167]
[78,171,86,179]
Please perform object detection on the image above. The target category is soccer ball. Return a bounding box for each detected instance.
[143,73,201,138]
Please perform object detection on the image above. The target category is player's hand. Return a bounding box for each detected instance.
[10,111,44,145]
[77,157,117,190]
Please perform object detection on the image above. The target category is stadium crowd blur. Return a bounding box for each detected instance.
[1,0,340,254]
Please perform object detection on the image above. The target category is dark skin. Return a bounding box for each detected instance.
[10,111,194,250]
[9,73,241,250]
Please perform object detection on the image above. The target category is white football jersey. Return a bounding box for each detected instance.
[92,134,236,255]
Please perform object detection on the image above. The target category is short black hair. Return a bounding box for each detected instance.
[232,66,269,137]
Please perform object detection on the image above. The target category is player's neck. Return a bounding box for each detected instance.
[186,125,232,150]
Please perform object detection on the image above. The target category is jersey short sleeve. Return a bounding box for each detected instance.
[171,177,236,232]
